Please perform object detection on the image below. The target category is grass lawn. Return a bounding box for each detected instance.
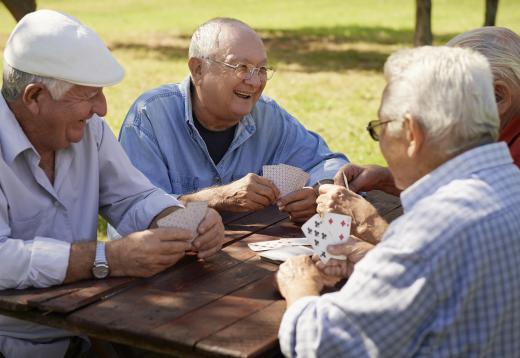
[1,0,519,237]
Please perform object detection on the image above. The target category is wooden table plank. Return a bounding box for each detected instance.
[195,300,286,358]
[0,277,136,313]
[149,275,279,349]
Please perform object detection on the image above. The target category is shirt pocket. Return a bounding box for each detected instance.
[170,175,200,194]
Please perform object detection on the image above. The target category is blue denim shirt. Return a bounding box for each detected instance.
[118,76,349,196]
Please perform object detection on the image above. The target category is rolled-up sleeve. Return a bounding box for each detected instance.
[0,185,70,289]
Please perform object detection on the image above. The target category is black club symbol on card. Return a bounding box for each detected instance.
[314,221,321,227]
[321,233,327,240]
[320,251,326,258]
[314,239,319,246]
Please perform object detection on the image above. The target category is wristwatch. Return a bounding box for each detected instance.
[92,240,110,279]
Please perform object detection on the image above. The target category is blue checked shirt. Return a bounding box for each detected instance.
[279,142,520,357]
[118,76,348,195]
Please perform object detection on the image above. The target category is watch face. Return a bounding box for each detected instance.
[92,264,110,279]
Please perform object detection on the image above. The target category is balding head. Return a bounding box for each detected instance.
[189,18,264,60]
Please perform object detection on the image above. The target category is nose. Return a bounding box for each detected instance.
[92,90,108,117]
[244,69,263,87]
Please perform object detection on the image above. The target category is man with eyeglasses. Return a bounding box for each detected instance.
[306,27,520,279]
[276,46,520,357]
[116,18,348,223]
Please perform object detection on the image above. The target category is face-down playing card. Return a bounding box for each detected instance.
[262,164,310,197]
[302,213,351,263]
[156,201,208,241]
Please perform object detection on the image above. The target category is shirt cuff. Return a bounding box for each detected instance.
[28,237,71,288]
[278,296,319,357]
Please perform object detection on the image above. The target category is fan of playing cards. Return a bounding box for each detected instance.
[156,201,208,241]
[302,213,352,263]
[262,164,310,197]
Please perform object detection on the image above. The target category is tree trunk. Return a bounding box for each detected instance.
[484,0,499,26]
[1,0,37,22]
[414,0,432,46]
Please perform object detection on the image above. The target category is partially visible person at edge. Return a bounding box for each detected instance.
[116,17,348,223]
[0,10,224,358]
[316,26,520,277]
[277,46,520,357]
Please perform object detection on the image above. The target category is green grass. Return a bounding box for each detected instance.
[1,0,519,237]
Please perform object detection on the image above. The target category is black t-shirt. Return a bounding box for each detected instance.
[193,114,237,165]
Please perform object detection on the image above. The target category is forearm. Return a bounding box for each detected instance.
[64,241,96,283]
[180,186,226,210]
[285,285,320,308]
[377,168,401,196]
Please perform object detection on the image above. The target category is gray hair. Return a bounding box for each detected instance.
[447,27,520,91]
[188,17,254,59]
[2,63,73,102]
[380,46,499,155]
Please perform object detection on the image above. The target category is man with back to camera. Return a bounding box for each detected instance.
[117,18,348,223]
[312,27,520,277]
[0,10,224,357]
[277,45,520,357]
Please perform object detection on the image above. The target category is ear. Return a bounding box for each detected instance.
[21,83,47,115]
[403,113,425,158]
[188,57,204,85]
[494,80,512,118]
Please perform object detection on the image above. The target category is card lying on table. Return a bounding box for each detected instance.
[258,245,314,264]
[262,164,310,197]
[301,213,352,263]
[156,201,208,241]
[247,237,309,252]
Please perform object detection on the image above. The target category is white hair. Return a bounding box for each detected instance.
[447,27,520,91]
[1,63,73,102]
[188,17,253,59]
[380,46,499,155]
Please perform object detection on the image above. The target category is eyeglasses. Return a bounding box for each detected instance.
[206,58,275,81]
[366,119,394,141]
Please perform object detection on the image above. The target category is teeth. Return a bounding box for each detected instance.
[235,90,252,97]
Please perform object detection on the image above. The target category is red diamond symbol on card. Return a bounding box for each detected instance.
[339,234,345,240]
[341,220,346,226]
[328,218,333,224]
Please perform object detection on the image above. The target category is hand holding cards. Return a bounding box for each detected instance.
[302,213,352,263]
[157,201,208,241]
[262,164,310,197]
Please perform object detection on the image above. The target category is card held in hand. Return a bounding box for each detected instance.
[301,213,352,263]
[262,164,310,197]
[156,201,208,241]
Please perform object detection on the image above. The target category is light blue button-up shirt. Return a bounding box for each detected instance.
[0,95,180,357]
[118,76,348,196]
[279,142,520,357]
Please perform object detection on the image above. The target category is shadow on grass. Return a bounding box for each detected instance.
[109,25,459,73]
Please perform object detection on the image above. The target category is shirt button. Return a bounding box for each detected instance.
[214,176,222,184]
[53,200,60,207]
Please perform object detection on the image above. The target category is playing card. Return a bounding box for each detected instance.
[156,201,208,240]
[321,213,351,260]
[262,164,310,197]
[247,237,309,252]
[258,245,314,264]
[302,214,334,263]
[301,213,351,263]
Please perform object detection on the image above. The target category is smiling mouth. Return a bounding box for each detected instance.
[234,90,253,99]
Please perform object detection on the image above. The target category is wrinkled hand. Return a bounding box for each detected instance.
[334,163,400,195]
[317,184,387,244]
[108,228,192,278]
[192,208,224,259]
[277,187,317,223]
[216,173,280,212]
[276,256,325,307]
[312,235,374,278]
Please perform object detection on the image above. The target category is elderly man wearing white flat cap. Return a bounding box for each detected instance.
[0,9,224,358]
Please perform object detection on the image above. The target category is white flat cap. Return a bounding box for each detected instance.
[3,9,124,87]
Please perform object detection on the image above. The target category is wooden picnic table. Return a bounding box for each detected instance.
[0,190,402,357]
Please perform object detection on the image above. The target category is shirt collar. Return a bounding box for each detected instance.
[400,142,513,212]
[498,116,520,145]
[0,94,36,164]
[180,75,255,132]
